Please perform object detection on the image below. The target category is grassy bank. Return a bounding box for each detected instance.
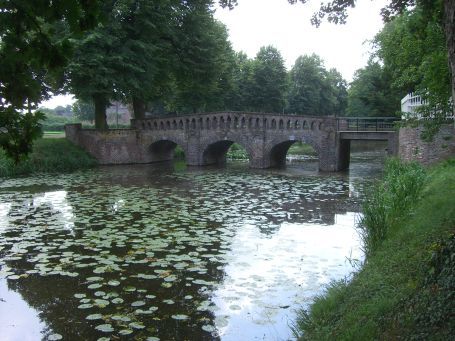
[0,138,97,178]
[296,158,455,340]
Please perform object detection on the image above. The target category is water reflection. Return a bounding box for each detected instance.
[0,279,45,341]
[0,152,384,340]
[212,213,363,340]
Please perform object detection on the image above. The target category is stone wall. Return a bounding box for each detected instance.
[399,124,455,165]
[65,124,145,164]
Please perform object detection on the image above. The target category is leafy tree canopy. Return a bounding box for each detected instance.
[347,60,400,117]
[374,0,452,139]
[72,100,95,122]
[287,54,347,116]
[0,0,102,161]
[250,46,288,113]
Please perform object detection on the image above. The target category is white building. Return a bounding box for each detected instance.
[401,92,454,120]
[401,92,426,117]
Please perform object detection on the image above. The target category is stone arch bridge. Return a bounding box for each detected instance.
[65,112,398,171]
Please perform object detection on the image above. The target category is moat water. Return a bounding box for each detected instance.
[0,151,385,340]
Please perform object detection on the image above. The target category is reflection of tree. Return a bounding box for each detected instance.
[6,262,223,340]
[1,186,227,339]
[0,162,370,340]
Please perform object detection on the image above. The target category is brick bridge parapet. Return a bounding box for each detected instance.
[65,112,399,171]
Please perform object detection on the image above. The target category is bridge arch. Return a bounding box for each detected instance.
[201,139,252,166]
[147,138,187,163]
[266,137,320,168]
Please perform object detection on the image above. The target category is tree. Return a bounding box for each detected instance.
[0,0,101,161]
[226,52,256,111]
[116,0,180,119]
[170,4,237,113]
[67,1,131,130]
[373,2,452,137]
[327,68,348,116]
[0,0,238,162]
[72,100,95,122]
[68,1,237,120]
[287,54,346,116]
[286,0,454,117]
[347,61,400,117]
[250,46,288,112]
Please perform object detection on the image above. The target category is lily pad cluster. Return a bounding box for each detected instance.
[0,164,371,339]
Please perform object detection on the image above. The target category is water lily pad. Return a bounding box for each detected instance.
[93,267,107,274]
[74,293,86,299]
[86,314,103,320]
[95,324,114,333]
[48,334,63,340]
[171,314,188,320]
[86,276,103,282]
[78,303,93,309]
[129,322,145,330]
[87,283,102,290]
[111,297,124,304]
[111,315,131,322]
[163,299,174,305]
[94,299,110,307]
[119,329,134,335]
[131,300,146,307]
[107,280,120,286]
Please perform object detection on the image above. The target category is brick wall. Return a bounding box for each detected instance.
[399,124,455,165]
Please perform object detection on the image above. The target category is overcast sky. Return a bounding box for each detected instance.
[214,0,387,81]
[42,0,387,108]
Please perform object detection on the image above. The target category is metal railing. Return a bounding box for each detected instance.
[337,117,400,132]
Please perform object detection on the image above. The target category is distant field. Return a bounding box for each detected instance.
[43,131,66,139]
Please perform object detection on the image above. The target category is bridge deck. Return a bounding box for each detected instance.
[336,117,399,132]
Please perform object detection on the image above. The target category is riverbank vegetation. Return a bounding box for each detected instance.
[295,158,455,339]
[0,139,97,178]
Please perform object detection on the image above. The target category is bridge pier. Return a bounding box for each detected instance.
[336,131,399,170]
[336,139,351,170]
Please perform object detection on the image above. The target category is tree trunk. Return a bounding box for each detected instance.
[445,0,455,116]
[132,97,146,120]
[93,94,108,130]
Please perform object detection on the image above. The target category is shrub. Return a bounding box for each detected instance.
[0,138,97,177]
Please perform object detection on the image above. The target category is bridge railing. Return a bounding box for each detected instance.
[337,117,400,132]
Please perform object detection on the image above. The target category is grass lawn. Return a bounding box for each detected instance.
[43,131,66,139]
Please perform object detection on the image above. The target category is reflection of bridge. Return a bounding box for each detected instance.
[66,112,398,171]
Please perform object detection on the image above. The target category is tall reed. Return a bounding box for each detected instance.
[359,158,426,257]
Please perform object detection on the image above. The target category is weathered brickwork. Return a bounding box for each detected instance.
[65,112,398,171]
[399,124,455,165]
